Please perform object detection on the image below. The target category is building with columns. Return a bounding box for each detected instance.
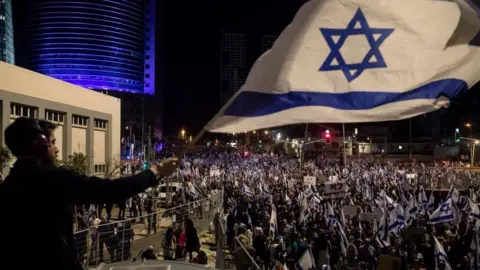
[0,62,120,176]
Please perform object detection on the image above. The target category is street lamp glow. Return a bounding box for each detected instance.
[252,130,256,134]
[276,133,281,139]
[466,123,472,128]
[180,129,186,137]
[265,130,269,135]
[476,140,479,144]
[455,128,459,133]
[326,129,330,134]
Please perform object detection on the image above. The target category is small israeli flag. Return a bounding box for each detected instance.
[296,248,316,270]
[434,236,452,270]
[327,203,337,228]
[243,184,254,197]
[429,198,454,224]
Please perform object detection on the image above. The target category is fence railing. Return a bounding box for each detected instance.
[73,190,223,269]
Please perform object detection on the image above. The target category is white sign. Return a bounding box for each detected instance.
[406,173,417,179]
[328,175,338,182]
[323,181,348,198]
[303,176,316,186]
[343,206,358,216]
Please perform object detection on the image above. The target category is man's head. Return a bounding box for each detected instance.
[5,117,59,163]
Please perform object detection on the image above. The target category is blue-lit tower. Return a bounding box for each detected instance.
[25,0,155,96]
[0,0,15,64]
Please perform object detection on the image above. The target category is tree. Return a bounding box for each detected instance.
[61,152,88,174]
[105,155,122,178]
[0,147,13,181]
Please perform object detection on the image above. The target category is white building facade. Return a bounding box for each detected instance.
[0,62,121,176]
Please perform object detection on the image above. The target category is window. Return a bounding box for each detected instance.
[72,115,88,127]
[10,103,37,119]
[94,119,107,129]
[45,110,65,124]
[145,64,150,69]
[94,164,107,174]
[145,74,150,78]
[145,54,150,60]
[145,83,150,87]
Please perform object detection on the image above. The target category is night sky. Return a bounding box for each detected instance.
[11,0,480,139]
[159,0,306,135]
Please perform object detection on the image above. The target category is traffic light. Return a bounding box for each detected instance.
[324,131,331,144]
[143,161,148,170]
[456,138,461,143]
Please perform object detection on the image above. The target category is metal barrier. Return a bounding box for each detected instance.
[233,236,261,270]
[214,211,226,270]
[73,190,223,269]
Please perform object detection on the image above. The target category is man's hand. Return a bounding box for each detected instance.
[150,158,179,177]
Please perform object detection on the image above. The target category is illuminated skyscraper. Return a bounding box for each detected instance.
[0,0,15,64]
[24,0,155,95]
[220,33,246,106]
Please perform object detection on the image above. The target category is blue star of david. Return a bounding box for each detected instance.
[319,8,394,82]
[440,203,450,214]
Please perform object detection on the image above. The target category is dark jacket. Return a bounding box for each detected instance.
[0,157,160,270]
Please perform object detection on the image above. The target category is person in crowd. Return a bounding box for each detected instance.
[141,245,157,261]
[174,222,186,260]
[185,218,200,262]
[163,227,176,260]
[0,117,179,270]
[191,250,208,265]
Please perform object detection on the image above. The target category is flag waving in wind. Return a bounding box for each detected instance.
[206,0,480,133]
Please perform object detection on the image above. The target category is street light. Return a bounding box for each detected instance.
[252,130,256,134]
[466,123,473,167]
[180,128,186,138]
[277,133,282,140]
[264,130,269,135]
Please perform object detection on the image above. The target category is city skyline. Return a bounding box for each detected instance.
[5,0,480,138]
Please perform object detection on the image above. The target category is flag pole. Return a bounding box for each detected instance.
[343,123,347,166]
[179,86,246,157]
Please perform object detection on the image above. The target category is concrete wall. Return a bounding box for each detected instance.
[0,62,121,176]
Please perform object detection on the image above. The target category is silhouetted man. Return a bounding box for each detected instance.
[0,117,179,270]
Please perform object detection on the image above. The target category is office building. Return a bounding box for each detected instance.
[0,62,121,176]
[220,33,246,106]
[0,0,14,64]
[261,35,278,53]
[24,0,155,95]
[22,0,159,146]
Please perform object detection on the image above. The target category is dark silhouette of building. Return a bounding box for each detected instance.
[0,0,14,64]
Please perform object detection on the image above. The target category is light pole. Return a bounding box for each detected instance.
[466,123,473,167]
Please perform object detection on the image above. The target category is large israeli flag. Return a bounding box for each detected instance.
[206,0,480,133]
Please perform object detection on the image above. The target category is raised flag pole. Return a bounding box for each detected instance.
[343,124,347,166]
[178,87,246,157]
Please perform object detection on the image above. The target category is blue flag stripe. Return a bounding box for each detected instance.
[224,79,466,117]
